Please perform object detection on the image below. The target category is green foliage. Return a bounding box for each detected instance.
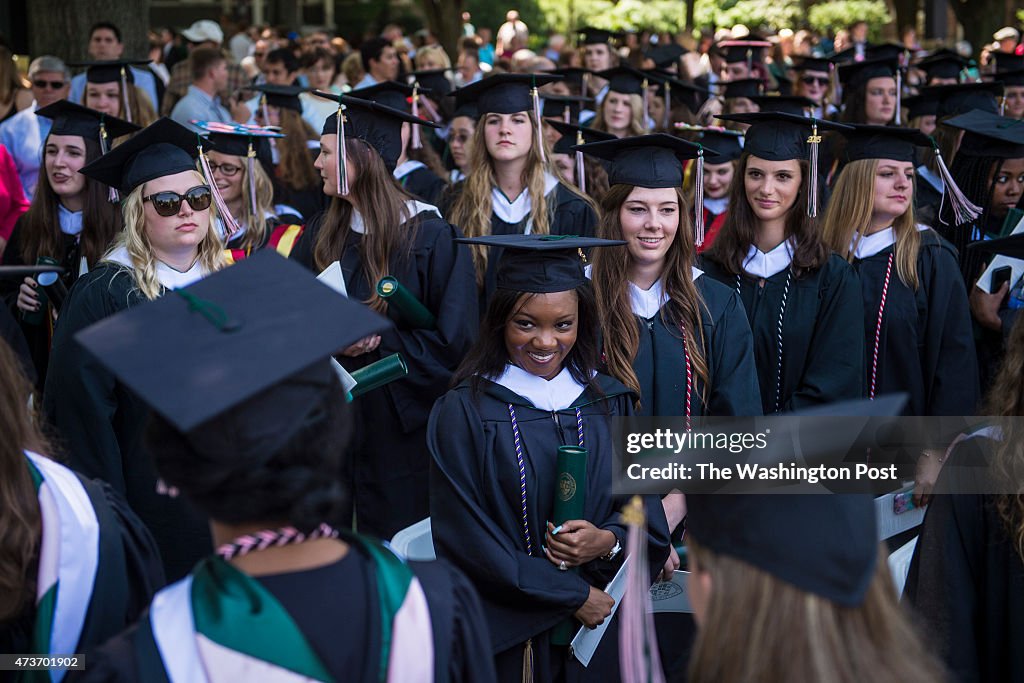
[1018,8,1024,26]
[533,0,684,34]
[807,1,892,39]
[693,0,801,32]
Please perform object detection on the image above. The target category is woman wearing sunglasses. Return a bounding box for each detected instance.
[44,117,225,580]
[792,56,837,121]
[1,101,137,387]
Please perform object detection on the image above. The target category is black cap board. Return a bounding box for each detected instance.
[996,69,1024,87]
[839,124,933,163]
[918,81,1003,118]
[456,234,624,293]
[543,67,589,93]
[695,127,744,163]
[719,78,764,100]
[749,95,814,116]
[35,100,139,142]
[78,117,201,194]
[251,83,305,113]
[863,43,907,62]
[941,110,1024,159]
[574,133,712,188]
[685,493,878,607]
[546,119,614,154]
[836,56,899,89]
[74,250,392,440]
[718,40,770,65]
[409,69,453,97]
[648,72,707,108]
[902,91,940,119]
[792,56,832,73]
[596,66,650,96]
[716,112,852,161]
[578,27,622,46]
[991,51,1024,72]
[452,73,561,115]
[970,232,1024,260]
[916,50,968,81]
[645,43,687,69]
[68,59,151,84]
[349,80,418,113]
[541,94,593,123]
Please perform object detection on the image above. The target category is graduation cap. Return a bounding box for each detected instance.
[716,112,853,216]
[995,69,1024,87]
[596,66,650,96]
[74,251,392,455]
[991,50,1024,72]
[349,80,418,113]
[969,231,1024,259]
[773,74,794,96]
[685,493,877,607]
[719,78,763,100]
[575,133,716,244]
[921,81,1003,118]
[547,119,614,154]
[792,56,832,74]
[839,124,932,163]
[68,59,151,84]
[408,68,452,98]
[863,43,908,62]
[916,50,969,82]
[250,83,305,113]
[902,91,940,119]
[718,40,771,66]
[455,234,624,293]
[749,94,814,116]
[78,117,201,195]
[645,43,687,70]
[836,56,899,89]
[543,67,589,93]
[541,94,593,124]
[694,127,743,163]
[35,100,139,152]
[452,72,561,115]
[941,110,1024,158]
[578,27,622,46]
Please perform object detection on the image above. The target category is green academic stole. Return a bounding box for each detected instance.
[149,534,435,682]
[22,451,101,683]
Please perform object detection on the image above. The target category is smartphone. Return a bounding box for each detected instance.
[893,490,916,515]
[991,265,1012,292]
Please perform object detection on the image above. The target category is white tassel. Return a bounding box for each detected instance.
[198,144,241,236]
[618,496,666,683]
[694,147,705,247]
[120,67,131,123]
[99,120,119,203]
[933,142,982,225]
[807,121,822,218]
[575,131,586,194]
[663,82,671,129]
[894,68,902,123]
[261,95,278,159]
[247,140,258,215]
[411,84,422,150]
[531,85,546,164]
[642,78,650,133]
[336,104,349,196]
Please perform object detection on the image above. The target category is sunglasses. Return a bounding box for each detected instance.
[32,79,66,90]
[801,76,830,87]
[143,185,213,216]
[207,161,242,177]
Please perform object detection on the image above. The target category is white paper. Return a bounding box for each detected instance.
[888,536,918,598]
[977,213,1024,293]
[874,485,926,541]
[570,558,629,667]
[649,570,693,614]
[316,260,347,298]
[330,358,357,394]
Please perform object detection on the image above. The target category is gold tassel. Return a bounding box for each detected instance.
[522,638,534,683]
[807,120,822,218]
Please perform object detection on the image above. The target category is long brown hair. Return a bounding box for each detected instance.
[705,154,829,278]
[312,137,416,314]
[19,133,122,268]
[591,184,708,403]
[822,158,921,289]
[687,538,947,683]
[275,108,321,192]
[0,338,48,623]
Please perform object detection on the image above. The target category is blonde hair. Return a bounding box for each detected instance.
[687,538,947,683]
[113,169,225,300]
[227,156,276,253]
[592,92,646,137]
[822,158,921,289]
[414,45,452,70]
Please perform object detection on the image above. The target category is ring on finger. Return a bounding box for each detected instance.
[559,560,567,571]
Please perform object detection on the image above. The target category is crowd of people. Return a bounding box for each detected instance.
[1,11,1024,683]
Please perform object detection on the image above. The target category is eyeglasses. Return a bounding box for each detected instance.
[801,76,830,87]
[143,185,213,216]
[32,79,66,90]
[207,161,242,177]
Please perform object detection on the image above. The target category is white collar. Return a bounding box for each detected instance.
[627,267,703,319]
[491,172,559,227]
[491,363,587,411]
[450,168,465,183]
[393,159,426,179]
[105,245,209,290]
[742,239,794,278]
[851,227,895,259]
[703,196,728,215]
[349,199,441,234]
[58,204,83,236]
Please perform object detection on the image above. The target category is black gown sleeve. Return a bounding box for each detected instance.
[705,283,762,417]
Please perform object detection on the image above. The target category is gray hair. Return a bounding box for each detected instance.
[28,55,70,79]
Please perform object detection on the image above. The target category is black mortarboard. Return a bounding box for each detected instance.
[719,78,763,99]
[773,74,794,96]
[941,110,1024,158]
[685,494,878,607]
[918,82,1003,118]
[836,56,898,89]
[830,45,862,64]
[645,43,687,69]
[840,124,932,163]
[35,100,139,143]
[970,231,1024,259]
[455,235,624,293]
[916,50,968,82]
[452,73,561,114]
[716,111,851,161]
[350,80,417,112]
[409,69,452,97]
[648,72,707,108]
[543,67,589,93]
[695,127,744,163]
[74,250,391,439]
[596,66,650,96]
[749,94,814,116]
[574,133,711,188]
[995,69,1024,87]
[578,27,621,46]
[793,56,832,73]
[250,83,305,113]
[541,94,593,123]
[864,43,907,62]
[991,51,1024,72]
[315,92,439,172]
[547,119,614,154]
[902,91,940,119]
[79,117,200,194]
[192,120,282,169]
[719,40,770,65]
[68,59,151,84]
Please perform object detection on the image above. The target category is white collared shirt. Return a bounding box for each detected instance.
[393,159,426,180]
[491,172,559,229]
[490,363,587,411]
[703,196,728,216]
[348,199,441,234]
[851,226,896,259]
[742,239,795,279]
[58,204,83,236]
[104,246,209,290]
[627,267,704,319]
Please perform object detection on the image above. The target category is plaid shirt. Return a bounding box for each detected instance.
[161,61,251,116]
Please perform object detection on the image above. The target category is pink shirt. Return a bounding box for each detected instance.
[0,144,29,243]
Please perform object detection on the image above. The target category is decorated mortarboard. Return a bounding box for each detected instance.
[644,43,687,69]
[792,56,832,73]
[78,117,201,195]
[68,59,151,85]
[941,110,1024,158]
[541,94,593,123]
[250,83,306,113]
[546,120,613,194]
[313,92,440,192]
[716,112,853,216]
[995,69,1024,87]
[685,493,877,607]
[719,78,764,100]
[578,27,622,46]
[991,51,1024,72]
[575,133,717,245]
[74,251,392,447]
[916,50,969,82]
[718,40,771,66]
[749,94,814,116]
[35,100,139,147]
[349,80,418,112]
[455,234,624,293]
[595,66,650,96]
[408,68,453,97]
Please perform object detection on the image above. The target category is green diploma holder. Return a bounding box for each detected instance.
[551,445,588,645]
[349,353,408,399]
[376,276,436,329]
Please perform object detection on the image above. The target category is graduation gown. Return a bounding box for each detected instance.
[73,540,495,683]
[630,271,762,417]
[701,244,866,414]
[428,370,670,682]
[43,257,213,582]
[904,435,1024,683]
[2,452,164,669]
[849,227,979,415]
[290,205,478,539]
[395,161,447,208]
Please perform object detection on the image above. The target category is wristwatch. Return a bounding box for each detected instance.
[602,533,622,561]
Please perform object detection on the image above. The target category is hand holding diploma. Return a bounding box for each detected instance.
[574,585,615,629]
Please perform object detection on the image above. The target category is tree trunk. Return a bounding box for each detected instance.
[419,0,463,64]
[28,0,151,62]
[889,0,917,38]
[949,0,1003,58]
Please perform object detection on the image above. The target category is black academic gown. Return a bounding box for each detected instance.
[633,276,762,418]
[850,230,979,415]
[72,549,495,683]
[701,253,866,414]
[398,166,447,207]
[428,374,671,683]
[290,210,478,540]
[272,177,328,223]
[914,170,943,229]
[1,460,165,662]
[43,264,213,582]
[904,436,1024,683]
